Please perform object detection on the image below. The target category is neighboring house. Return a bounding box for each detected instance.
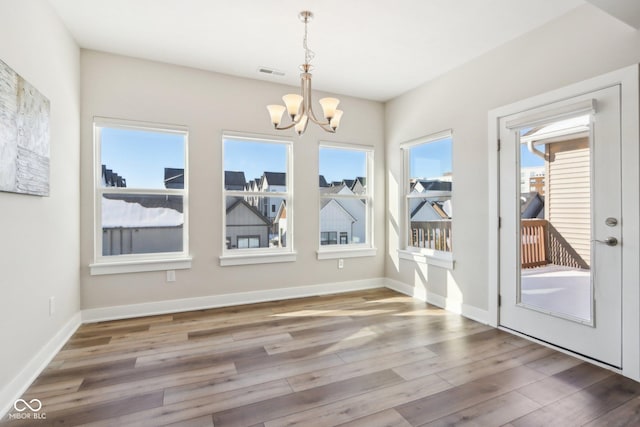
[102,195,183,255]
[224,170,247,190]
[260,171,286,220]
[274,200,287,248]
[319,175,329,188]
[225,199,271,249]
[320,198,356,245]
[351,176,366,195]
[320,184,366,244]
[101,164,126,187]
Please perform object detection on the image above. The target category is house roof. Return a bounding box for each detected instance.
[262,172,286,187]
[102,197,183,228]
[164,167,184,188]
[224,170,247,189]
[319,175,329,187]
[320,198,357,222]
[225,199,271,225]
[412,180,452,192]
[103,194,183,213]
[102,164,127,188]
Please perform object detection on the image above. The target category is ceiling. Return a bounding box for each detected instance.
[48,0,594,101]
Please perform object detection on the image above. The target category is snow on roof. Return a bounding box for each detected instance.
[102,198,183,228]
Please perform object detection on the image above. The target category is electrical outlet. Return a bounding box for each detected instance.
[338,259,344,269]
[49,297,55,316]
[166,270,176,282]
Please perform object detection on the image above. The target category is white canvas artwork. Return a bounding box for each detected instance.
[0,58,50,196]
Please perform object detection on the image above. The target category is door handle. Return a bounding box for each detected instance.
[593,237,618,246]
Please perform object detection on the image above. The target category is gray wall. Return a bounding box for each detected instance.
[0,0,80,401]
[80,50,386,309]
[385,4,640,314]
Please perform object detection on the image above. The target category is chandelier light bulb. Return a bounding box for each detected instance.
[282,94,303,119]
[267,105,286,127]
[319,97,340,121]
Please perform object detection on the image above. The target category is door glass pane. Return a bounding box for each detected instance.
[518,115,592,323]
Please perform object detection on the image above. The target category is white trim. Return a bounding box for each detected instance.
[397,249,454,270]
[90,257,192,275]
[399,129,453,150]
[93,116,188,133]
[385,278,490,325]
[504,99,596,130]
[82,278,386,323]
[219,251,297,266]
[0,313,82,420]
[317,247,377,260]
[319,140,375,151]
[222,130,294,145]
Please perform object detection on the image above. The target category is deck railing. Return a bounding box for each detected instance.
[521,219,548,268]
[520,218,589,269]
[409,220,452,252]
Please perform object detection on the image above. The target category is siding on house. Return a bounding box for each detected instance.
[546,137,591,266]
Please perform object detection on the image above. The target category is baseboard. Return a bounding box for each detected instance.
[82,278,387,323]
[0,312,82,420]
[385,278,490,325]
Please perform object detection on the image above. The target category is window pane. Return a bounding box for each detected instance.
[409,137,452,184]
[320,197,368,245]
[319,147,366,195]
[407,136,452,252]
[225,196,286,249]
[407,196,452,251]
[101,194,184,255]
[224,139,287,192]
[101,127,185,189]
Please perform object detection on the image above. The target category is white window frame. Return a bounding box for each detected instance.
[90,117,191,275]
[220,132,296,266]
[317,141,376,260]
[398,130,454,269]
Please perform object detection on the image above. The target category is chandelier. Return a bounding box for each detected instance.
[266,11,343,136]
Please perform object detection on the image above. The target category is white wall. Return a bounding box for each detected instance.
[80,50,385,310]
[0,0,80,411]
[385,4,640,317]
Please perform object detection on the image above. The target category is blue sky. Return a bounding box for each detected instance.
[410,137,452,179]
[224,139,287,181]
[103,130,460,189]
[101,128,184,189]
[319,147,365,182]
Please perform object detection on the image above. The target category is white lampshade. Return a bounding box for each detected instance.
[330,109,343,130]
[294,114,308,135]
[319,97,340,120]
[282,94,303,118]
[267,105,286,127]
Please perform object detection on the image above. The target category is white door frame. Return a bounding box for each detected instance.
[488,64,640,380]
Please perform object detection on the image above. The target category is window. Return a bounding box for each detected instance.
[400,130,453,268]
[237,236,260,249]
[91,118,190,275]
[318,143,375,259]
[221,133,294,266]
[321,231,338,245]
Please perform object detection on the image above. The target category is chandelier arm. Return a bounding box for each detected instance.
[307,106,331,127]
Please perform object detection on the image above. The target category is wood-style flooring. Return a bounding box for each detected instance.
[4,288,640,426]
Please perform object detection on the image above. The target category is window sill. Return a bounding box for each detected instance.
[397,249,454,269]
[317,247,377,260]
[219,251,297,266]
[90,257,192,276]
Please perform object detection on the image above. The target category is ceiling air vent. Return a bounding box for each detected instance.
[257,67,285,77]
